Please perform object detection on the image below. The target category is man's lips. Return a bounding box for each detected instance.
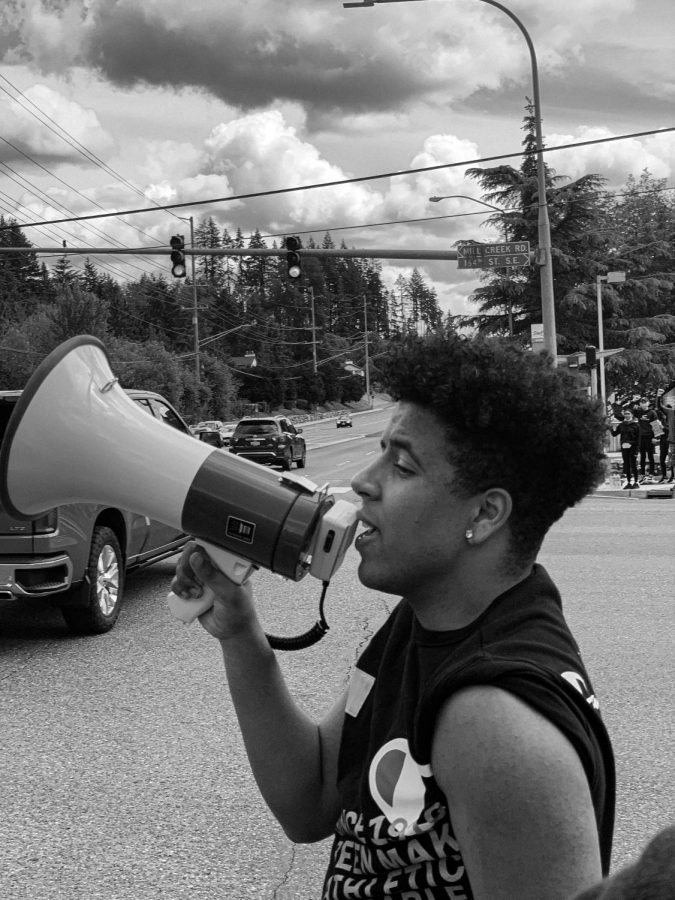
[355,518,378,547]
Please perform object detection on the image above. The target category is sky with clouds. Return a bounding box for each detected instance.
[1,0,673,315]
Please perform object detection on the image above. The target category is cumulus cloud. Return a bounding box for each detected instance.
[0,82,114,163]
[546,126,675,186]
[191,108,382,231]
[3,0,670,316]
[0,0,646,122]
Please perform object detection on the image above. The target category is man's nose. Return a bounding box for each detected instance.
[351,461,375,497]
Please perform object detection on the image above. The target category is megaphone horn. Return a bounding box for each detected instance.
[0,337,357,607]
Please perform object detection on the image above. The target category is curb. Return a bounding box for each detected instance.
[593,485,674,500]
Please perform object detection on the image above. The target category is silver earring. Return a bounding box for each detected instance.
[465,529,474,543]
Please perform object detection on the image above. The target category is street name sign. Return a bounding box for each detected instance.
[457,241,530,270]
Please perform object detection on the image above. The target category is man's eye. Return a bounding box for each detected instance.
[394,460,414,475]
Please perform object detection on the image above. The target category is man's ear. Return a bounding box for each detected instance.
[470,488,513,544]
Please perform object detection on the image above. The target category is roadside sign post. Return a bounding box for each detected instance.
[457,241,531,270]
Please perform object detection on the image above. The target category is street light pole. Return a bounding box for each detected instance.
[477,0,556,358]
[596,271,626,406]
[308,286,318,373]
[363,295,372,408]
[189,217,200,383]
[346,0,557,357]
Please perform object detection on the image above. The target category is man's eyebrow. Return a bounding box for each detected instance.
[386,435,423,465]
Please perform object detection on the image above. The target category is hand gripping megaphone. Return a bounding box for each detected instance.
[0,336,358,648]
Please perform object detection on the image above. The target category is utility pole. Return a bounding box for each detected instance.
[363,295,372,408]
[308,286,318,373]
[189,216,200,384]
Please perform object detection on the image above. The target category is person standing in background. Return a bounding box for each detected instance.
[611,409,640,489]
[635,397,657,483]
[657,387,675,483]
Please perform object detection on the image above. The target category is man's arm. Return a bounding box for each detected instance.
[172,544,344,843]
[431,685,602,900]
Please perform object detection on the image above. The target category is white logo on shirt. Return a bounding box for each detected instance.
[368,738,433,837]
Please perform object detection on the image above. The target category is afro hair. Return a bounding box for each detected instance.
[379,333,607,566]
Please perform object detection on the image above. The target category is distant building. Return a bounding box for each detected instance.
[229,351,258,369]
[343,359,364,378]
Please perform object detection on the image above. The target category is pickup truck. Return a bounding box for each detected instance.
[0,389,192,635]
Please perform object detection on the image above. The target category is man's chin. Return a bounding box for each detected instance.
[357,561,399,596]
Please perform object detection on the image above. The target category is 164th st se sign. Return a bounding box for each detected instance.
[457,241,531,270]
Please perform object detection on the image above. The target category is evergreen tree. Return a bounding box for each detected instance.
[0,217,45,322]
[51,253,79,286]
[463,102,607,348]
[46,281,110,345]
[194,216,225,285]
[408,268,442,332]
[597,172,675,392]
[239,229,270,295]
[221,227,237,299]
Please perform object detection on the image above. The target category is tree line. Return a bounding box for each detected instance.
[0,218,443,421]
[1,108,674,420]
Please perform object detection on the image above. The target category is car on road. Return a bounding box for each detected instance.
[219,422,237,447]
[336,412,353,428]
[229,415,306,470]
[0,389,193,636]
[193,419,224,435]
[197,429,225,448]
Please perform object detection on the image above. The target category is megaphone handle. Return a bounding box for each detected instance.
[166,541,257,625]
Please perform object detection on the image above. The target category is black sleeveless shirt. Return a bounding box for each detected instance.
[322,565,615,899]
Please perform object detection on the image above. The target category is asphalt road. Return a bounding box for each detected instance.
[1,420,674,899]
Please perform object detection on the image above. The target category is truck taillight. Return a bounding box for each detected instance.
[33,510,57,534]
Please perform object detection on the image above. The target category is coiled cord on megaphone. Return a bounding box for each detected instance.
[265,581,330,650]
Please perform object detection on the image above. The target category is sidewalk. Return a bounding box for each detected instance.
[594,451,674,500]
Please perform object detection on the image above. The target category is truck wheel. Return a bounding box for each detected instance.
[296,449,306,469]
[61,526,124,635]
[281,449,292,471]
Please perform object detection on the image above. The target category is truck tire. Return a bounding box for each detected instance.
[61,526,125,635]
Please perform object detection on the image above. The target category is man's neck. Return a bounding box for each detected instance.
[408,563,533,632]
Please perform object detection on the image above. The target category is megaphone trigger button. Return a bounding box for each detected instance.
[99,377,119,393]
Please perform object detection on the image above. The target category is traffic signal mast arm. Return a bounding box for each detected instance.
[0,243,536,264]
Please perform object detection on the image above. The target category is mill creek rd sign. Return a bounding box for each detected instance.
[457,241,531,270]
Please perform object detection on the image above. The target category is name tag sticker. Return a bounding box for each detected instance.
[345,668,375,717]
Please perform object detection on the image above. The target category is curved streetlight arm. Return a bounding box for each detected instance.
[429,194,502,211]
[345,0,557,358]
[469,1,555,357]
[429,194,509,240]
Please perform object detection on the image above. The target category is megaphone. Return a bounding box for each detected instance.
[0,336,358,645]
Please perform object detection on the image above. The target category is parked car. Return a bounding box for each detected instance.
[194,420,237,448]
[197,429,225,448]
[220,423,237,447]
[229,416,306,470]
[336,413,353,428]
[0,389,193,635]
[194,419,224,435]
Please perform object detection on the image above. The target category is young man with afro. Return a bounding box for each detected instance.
[172,332,615,900]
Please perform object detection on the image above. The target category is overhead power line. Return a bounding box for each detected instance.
[0,73,184,222]
[2,126,673,232]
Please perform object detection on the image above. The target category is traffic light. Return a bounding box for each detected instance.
[584,345,597,368]
[284,236,302,280]
[170,235,186,278]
